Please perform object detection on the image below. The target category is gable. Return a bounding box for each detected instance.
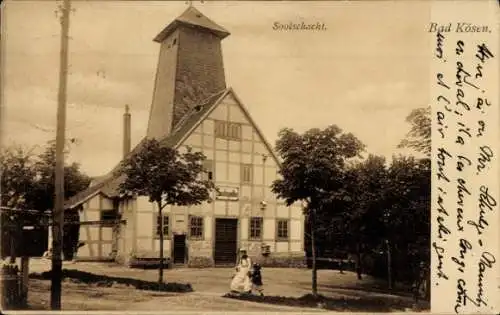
[177,89,280,167]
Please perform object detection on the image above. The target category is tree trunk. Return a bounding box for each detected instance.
[386,239,392,290]
[158,201,164,285]
[356,243,362,280]
[310,210,318,296]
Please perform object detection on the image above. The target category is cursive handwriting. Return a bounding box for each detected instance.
[436,188,451,239]
[456,178,471,231]
[436,32,445,59]
[475,43,494,63]
[456,61,480,90]
[432,25,497,315]
[451,238,472,273]
[437,147,453,182]
[433,241,449,280]
[476,252,496,307]
[476,145,493,173]
[467,185,497,236]
[456,155,471,172]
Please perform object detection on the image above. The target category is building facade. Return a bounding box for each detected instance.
[64,6,305,268]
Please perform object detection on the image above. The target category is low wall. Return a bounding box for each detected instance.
[187,256,214,268]
[254,252,307,268]
[117,249,306,269]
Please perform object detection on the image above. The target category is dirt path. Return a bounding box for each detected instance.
[26,259,425,312]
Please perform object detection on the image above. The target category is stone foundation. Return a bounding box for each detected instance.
[187,256,214,268]
[114,254,129,266]
[254,252,307,268]
[117,247,306,269]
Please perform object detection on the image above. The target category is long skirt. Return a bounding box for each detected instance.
[230,269,252,292]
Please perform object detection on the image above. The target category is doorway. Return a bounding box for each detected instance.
[173,234,186,265]
[214,218,238,266]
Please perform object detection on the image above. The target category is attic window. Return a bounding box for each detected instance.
[196,13,202,18]
[215,120,242,140]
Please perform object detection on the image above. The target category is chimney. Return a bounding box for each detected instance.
[123,104,131,158]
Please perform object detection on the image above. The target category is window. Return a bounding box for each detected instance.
[229,124,241,139]
[276,219,289,240]
[215,121,226,137]
[241,164,253,184]
[101,209,119,221]
[249,217,263,240]
[173,38,177,45]
[189,216,204,239]
[214,120,241,140]
[155,214,169,239]
[203,159,214,181]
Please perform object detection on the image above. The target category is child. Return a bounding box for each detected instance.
[250,263,264,296]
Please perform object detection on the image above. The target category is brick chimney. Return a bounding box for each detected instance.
[146,6,230,140]
[123,104,131,158]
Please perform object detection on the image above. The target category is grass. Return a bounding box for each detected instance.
[223,293,430,312]
[29,268,193,293]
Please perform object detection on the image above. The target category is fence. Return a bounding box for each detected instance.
[1,263,24,310]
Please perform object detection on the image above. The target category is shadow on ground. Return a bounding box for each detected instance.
[320,283,415,298]
[223,293,430,312]
[298,275,416,298]
[29,269,193,293]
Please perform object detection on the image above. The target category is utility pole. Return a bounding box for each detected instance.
[51,0,71,310]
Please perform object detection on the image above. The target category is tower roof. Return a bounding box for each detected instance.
[154,6,230,42]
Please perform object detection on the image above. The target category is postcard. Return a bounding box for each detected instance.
[0,0,498,314]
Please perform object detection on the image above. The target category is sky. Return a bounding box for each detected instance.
[1,0,431,177]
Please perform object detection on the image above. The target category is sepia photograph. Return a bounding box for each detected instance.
[4,0,494,313]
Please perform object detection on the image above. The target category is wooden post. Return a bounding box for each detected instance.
[51,0,71,309]
[158,201,164,285]
[310,209,318,296]
[20,256,29,306]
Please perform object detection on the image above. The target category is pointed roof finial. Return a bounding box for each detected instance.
[154,3,229,42]
[186,0,204,7]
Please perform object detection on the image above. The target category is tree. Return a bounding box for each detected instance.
[118,139,215,284]
[0,146,38,263]
[339,154,430,287]
[0,142,91,260]
[0,146,37,210]
[31,142,91,260]
[272,126,364,296]
[398,106,431,157]
[342,155,388,280]
[383,156,430,286]
[1,142,91,306]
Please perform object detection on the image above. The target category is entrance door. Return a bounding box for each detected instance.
[173,234,186,264]
[214,218,238,266]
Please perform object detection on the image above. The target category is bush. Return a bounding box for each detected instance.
[29,269,193,293]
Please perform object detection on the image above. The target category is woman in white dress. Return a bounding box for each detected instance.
[230,249,252,294]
